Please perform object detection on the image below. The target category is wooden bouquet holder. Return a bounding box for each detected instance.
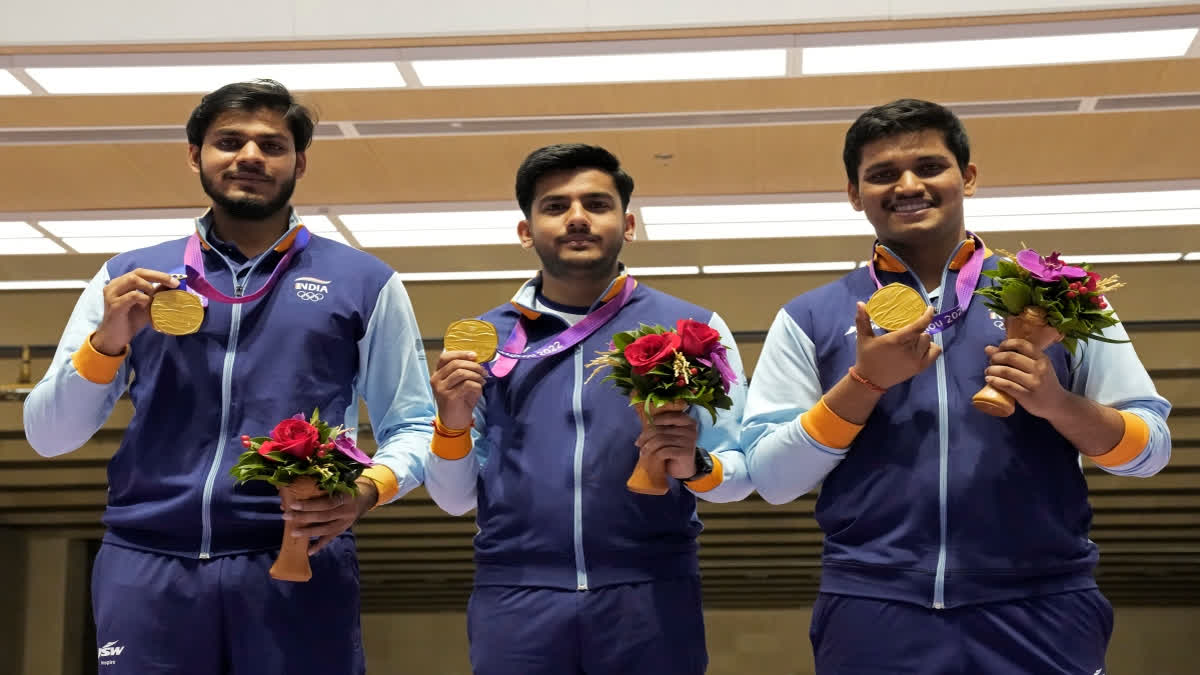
[971,306,1064,417]
[270,476,322,582]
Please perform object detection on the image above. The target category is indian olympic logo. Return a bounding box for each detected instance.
[295,276,331,302]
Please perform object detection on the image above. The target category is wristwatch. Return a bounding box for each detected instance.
[682,447,714,483]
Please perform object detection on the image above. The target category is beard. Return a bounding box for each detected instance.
[200,165,296,221]
[533,234,624,281]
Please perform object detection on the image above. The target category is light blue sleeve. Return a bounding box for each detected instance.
[424,400,488,516]
[354,274,437,502]
[688,312,753,503]
[1069,312,1172,477]
[741,309,849,505]
[23,264,131,457]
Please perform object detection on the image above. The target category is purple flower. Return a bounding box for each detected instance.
[333,432,374,466]
[291,413,307,421]
[1015,249,1088,282]
[707,344,738,393]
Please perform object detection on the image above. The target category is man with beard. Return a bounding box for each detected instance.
[426,143,753,674]
[742,99,1171,674]
[24,80,435,674]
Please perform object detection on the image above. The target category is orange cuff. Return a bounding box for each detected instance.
[431,417,473,460]
[1090,410,1150,468]
[361,465,399,508]
[800,397,863,450]
[71,333,127,384]
[685,454,724,493]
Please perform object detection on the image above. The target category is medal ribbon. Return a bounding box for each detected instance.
[489,276,636,378]
[867,232,987,336]
[179,226,311,304]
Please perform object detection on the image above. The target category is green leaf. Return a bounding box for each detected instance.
[1000,283,1031,315]
[613,332,637,350]
[995,259,1022,278]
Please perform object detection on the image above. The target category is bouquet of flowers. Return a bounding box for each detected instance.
[587,319,737,494]
[230,409,374,581]
[971,247,1126,416]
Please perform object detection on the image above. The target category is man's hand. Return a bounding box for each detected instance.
[984,339,1070,419]
[635,410,701,479]
[854,302,942,389]
[283,477,378,555]
[93,268,179,355]
[431,350,487,430]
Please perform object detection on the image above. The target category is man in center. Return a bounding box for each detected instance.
[426,143,753,674]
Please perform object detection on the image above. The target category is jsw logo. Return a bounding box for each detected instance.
[98,641,125,658]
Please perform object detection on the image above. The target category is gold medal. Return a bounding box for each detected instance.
[150,289,205,336]
[865,283,928,331]
[444,319,499,363]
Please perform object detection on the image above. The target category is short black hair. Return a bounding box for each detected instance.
[185,79,316,151]
[514,144,635,218]
[843,98,970,185]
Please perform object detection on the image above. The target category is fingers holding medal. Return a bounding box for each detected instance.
[433,319,495,429]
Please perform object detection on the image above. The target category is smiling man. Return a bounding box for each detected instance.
[24,80,435,674]
[742,99,1172,674]
[425,143,753,674]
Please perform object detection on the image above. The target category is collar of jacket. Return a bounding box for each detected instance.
[508,268,638,321]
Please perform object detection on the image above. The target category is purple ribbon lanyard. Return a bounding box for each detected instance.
[180,226,311,304]
[489,276,636,378]
[868,233,986,336]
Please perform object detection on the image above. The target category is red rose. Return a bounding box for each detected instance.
[624,332,682,375]
[676,319,721,357]
[259,419,320,459]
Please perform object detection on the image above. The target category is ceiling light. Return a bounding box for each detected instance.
[703,262,857,274]
[641,203,858,224]
[969,190,1200,215]
[413,49,786,87]
[625,266,700,276]
[967,211,1200,232]
[63,236,185,254]
[0,71,32,96]
[0,221,41,238]
[802,28,1198,75]
[0,279,88,290]
[40,219,194,238]
[26,62,407,95]
[340,211,522,230]
[353,229,519,247]
[644,221,874,240]
[1061,253,1182,264]
[0,238,66,254]
[396,270,536,282]
[1185,252,1200,261]
[297,215,338,232]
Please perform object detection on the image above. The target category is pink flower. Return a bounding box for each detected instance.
[333,433,374,466]
[1016,249,1088,282]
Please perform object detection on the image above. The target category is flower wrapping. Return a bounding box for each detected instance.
[587,319,737,422]
[230,408,374,497]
